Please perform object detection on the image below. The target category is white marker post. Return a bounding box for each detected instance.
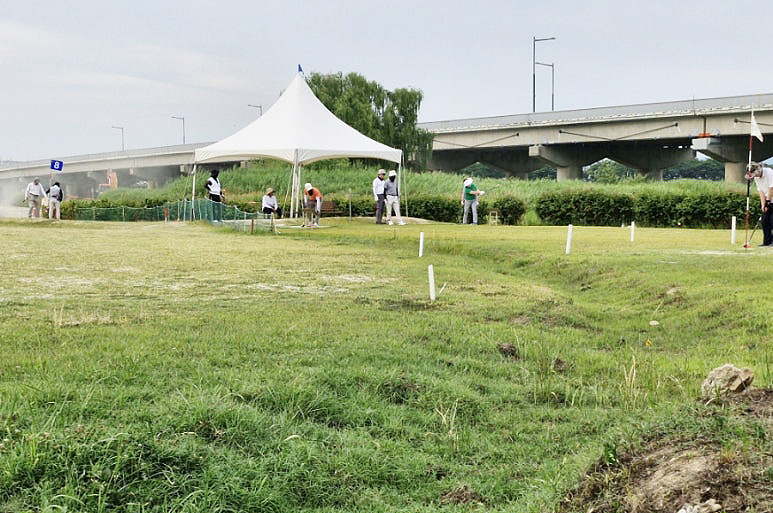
[419,231,424,257]
[630,221,635,242]
[428,264,436,301]
[731,216,737,245]
[565,224,573,255]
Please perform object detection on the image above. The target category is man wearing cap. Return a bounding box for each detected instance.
[745,161,773,246]
[461,176,484,225]
[261,188,282,218]
[384,170,406,225]
[47,182,63,220]
[304,182,322,227]
[372,169,387,224]
[24,178,47,218]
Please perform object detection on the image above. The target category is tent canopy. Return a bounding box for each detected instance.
[194,73,402,165]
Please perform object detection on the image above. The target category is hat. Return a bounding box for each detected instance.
[304,182,312,191]
[266,188,274,194]
[463,178,473,187]
[377,169,386,175]
[388,170,397,177]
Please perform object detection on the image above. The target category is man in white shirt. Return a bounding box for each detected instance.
[261,188,282,218]
[204,169,223,222]
[372,169,386,224]
[47,182,63,220]
[25,178,47,218]
[746,161,773,246]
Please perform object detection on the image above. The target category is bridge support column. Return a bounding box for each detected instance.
[609,145,694,181]
[691,137,761,182]
[557,165,582,181]
[529,144,606,181]
[724,162,746,182]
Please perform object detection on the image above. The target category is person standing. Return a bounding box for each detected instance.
[204,169,223,222]
[745,161,773,246]
[261,188,282,218]
[47,182,63,220]
[372,168,387,224]
[25,177,47,218]
[304,182,322,227]
[384,170,405,225]
[461,176,484,225]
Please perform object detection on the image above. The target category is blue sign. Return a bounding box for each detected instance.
[50,160,64,172]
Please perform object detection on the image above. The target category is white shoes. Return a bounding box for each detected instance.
[398,221,406,225]
[388,220,393,225]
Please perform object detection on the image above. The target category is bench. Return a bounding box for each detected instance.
[319,200,342,216]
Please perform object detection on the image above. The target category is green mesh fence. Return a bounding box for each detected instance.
[71,199,278,233]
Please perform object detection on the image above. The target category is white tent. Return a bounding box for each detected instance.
[194,73,403,217]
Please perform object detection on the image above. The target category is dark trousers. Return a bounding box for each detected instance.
[209,194,222,221]
[763,202,773,245]
[375,194,385,223]
[262,206,282,218]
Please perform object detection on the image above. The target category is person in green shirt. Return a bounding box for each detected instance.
[461,177,484,224]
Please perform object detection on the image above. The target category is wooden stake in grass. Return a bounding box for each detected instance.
[565,224,573,255]
[630,221,635,242]
[428,264,436,301]
[419,231,424,257]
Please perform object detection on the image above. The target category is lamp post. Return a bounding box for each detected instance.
[532,36,555,112]
[247,104,263,116]
[171,116,185,144]
[111,126,124,151]
[535,61,555,111]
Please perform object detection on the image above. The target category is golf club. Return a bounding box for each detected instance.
[743,215,762,248]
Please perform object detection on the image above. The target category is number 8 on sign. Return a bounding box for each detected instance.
[50,160,64,172]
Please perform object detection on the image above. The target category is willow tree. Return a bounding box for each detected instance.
[306,71,433,168]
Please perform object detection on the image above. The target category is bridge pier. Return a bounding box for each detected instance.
[557,165,582,181]
[609,145,694,181]
[426,148,538,178]
[690,136,773,182]
[528,144,606,181]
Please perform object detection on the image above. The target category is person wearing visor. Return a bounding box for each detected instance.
[461,176,484,225]
[372,169,387,224]
[304,182,322,227]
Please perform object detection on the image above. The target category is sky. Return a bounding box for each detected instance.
[2,0,772,162]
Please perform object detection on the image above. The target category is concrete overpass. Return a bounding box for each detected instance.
[0,143,225,199]
[418,93,773,181]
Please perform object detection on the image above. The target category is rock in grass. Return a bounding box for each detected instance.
[700,364,754,399]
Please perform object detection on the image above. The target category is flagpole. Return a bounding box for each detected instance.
[744,132,753,248]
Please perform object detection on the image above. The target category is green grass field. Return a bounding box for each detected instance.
[0,219,770,512]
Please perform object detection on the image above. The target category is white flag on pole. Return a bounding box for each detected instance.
[751,112,763,141]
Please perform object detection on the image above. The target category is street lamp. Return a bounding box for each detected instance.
[171,116,185,144]
[111,126,124,151]
[532,36,555,112]
[248,104,263,116]
[535,61,555,111]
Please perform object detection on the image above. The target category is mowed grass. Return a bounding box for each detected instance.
[0,219,770,512]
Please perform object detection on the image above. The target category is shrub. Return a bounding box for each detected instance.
[535,190,634,226]
[491,196,527,225]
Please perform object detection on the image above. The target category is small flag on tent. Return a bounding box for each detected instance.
[298,64,303,74]
[751,111,764,142]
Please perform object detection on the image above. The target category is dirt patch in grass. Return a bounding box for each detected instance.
[439,485,484,505]
[559,388,772,513]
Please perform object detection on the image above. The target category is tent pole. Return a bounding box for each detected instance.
[290,162,295,219]
[398,160,406,217]
[297,163,304,219]
[190,163,197,221]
